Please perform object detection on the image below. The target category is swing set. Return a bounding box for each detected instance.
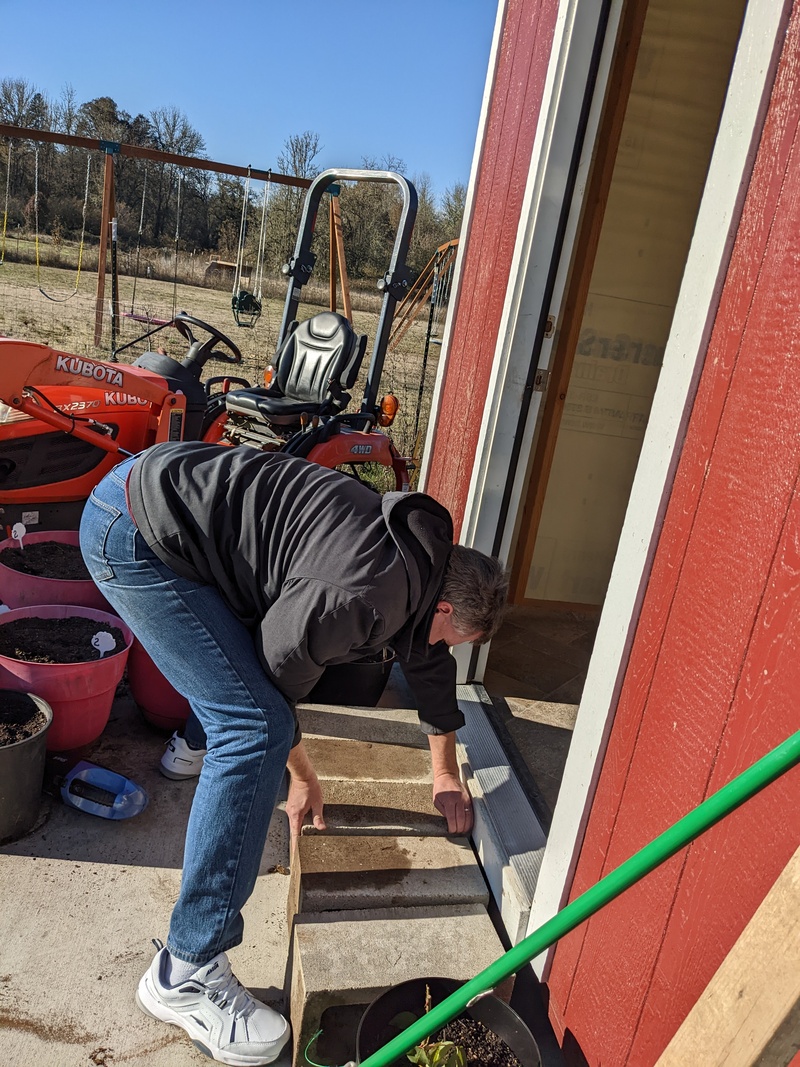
[0,142,12,267]
[33,145,93,303]
[0,120,315,354]
[123,165,184,330]
[230,167,269,328]
[0,141,93,297]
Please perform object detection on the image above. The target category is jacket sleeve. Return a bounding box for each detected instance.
[256,578,387,703]
[397,640,465,735]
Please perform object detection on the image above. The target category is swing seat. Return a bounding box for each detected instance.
[225,311,367,427]
[232,289,262,328]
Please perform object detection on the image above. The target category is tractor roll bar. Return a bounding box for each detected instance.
[278,169,418,416]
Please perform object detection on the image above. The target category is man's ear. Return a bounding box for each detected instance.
[435,600,454,618]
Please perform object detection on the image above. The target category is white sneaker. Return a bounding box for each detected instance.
[136,942,290,1065]
[160,731,206,780]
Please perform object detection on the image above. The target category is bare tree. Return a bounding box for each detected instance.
[440,182,467,237]
[150,105,205,158]
[265,131,324,275]
[148,106,206,243]
[408,171,446,275]
[51,84,79,135]
[0,78,49,128]
[76,96,128,141]
[277,131,323,180]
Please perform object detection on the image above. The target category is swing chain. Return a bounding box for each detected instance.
[130,165,148,314]
[172,170,183,318]
[253,174,271,302]
[0,140,11,265]
[232,166,251,302]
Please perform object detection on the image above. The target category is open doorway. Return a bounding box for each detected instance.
[483,0,748,817]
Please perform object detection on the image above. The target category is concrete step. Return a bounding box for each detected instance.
[288,903,513,1067]
[298,703,429,748]
[297,703,438,815]
[286,702,511,1066]
[288,834,489,918]
[300,801,451,837]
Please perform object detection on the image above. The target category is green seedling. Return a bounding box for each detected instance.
[407,1039,466,1067]
[404,985,467,1067]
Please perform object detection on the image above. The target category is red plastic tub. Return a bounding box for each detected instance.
[0,605,133,751]
[0,530,110,611]
[127,638,191,732]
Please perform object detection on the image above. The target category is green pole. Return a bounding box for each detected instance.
[356,729,800,1067]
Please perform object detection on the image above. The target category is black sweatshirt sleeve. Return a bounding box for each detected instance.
[397,640,464,735]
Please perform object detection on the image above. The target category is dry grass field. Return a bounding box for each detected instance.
[0,250,440,468]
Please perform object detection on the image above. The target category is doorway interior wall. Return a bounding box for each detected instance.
[507,0,748,613]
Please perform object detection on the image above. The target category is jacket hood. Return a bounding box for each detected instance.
[381,491,454,657]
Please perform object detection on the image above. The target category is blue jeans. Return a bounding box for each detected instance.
[79,455,296,965]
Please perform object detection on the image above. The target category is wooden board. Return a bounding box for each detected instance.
[656,845,800,1065]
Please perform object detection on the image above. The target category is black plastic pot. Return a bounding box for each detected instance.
[0,690,53,844]
[307,651,396,707]
[356,977,542,1066]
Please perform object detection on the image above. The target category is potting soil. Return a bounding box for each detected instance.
[0,617,126,664]
[0,541,91,581]
[0,691,48,745]
[436,1018,524,1067]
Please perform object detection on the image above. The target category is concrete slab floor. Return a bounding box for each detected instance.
[0,660,568,1067]
[0,693,293,1067]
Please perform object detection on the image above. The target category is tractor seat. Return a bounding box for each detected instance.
[225,311,367,426]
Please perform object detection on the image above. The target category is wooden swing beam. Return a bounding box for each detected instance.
[0,123,314,345]
[329,194,352,323]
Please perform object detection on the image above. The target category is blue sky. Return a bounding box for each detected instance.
[1,0,497,203]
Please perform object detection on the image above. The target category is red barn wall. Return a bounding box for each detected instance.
[545,6,800,1063]
[423,0,559,537]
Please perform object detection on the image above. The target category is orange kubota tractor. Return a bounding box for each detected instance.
[0,169,417,531]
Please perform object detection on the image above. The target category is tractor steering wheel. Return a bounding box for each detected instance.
[173,312,243,366]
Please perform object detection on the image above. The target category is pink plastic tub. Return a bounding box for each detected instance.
[0,605,133,751]
[0,530,110,611]
[127,638,191,732]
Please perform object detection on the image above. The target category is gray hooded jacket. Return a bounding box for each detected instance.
[127,442,464,739]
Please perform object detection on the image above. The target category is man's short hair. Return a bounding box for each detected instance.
[441,545,509,643]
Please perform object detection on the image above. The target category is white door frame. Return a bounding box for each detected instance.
[459,0,616,556]
[447,0,625,683]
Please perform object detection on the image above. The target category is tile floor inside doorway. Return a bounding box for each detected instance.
[484,604,600,704]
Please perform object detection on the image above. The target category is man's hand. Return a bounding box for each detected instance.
[427,731,474,834]
[433,771,474,834]
[286,740,326,846]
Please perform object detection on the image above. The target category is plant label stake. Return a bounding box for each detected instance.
[11,522,25,550]
[91,632,116,658]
